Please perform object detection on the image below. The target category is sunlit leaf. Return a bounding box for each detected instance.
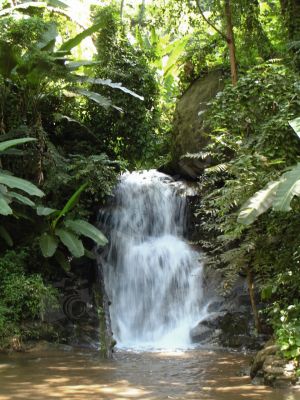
[52,183,87,229]
[74,89,123,112]
[289,117,300,138]
[238,181,280,225]
[76,76,144,100]
[59,21,103,52]
[273,163,300,211]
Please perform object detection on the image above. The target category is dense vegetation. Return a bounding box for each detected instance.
[0,0,300,372]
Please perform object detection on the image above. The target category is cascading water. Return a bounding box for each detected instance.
[100,170,207,349]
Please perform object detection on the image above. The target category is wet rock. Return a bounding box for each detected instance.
[190,324,212,342]
[250,340,298,387]
[190,263,271,350]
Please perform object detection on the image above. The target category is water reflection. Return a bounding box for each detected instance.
[0,349,299,399]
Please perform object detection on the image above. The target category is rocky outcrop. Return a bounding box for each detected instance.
[190,267,269,350]
[43,258,114,358]
[169,70,224,179]
[250,340,298,387]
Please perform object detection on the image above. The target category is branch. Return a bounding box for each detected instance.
[195,0,228,42]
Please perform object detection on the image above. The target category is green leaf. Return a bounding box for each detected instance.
[54,250,71,271]
[0,172,44,197]
[0,2,48,17]
[52,183,87,229]
[84,249,96,260]
[65,60,100,71]
[55,228,84,258]
[36,206,58,216]
[39,233,58,258]
[0,226,13,246]
[76,76,144,100]
[74,89,122,112]
[273,163,300,211]
[36,23,57,50]
[59,21,103,53]
[0,138,36,152]
[0,193,13,216]
[64,219,108,246]
[46,0,69,9]
[289,117,300,138]
[164,36,190,77]
[238,181,280,225]
[10,192,35,207]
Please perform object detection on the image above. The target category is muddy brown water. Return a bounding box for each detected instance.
[0,348,299,400]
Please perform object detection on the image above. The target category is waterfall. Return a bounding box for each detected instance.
[99,170,206,349]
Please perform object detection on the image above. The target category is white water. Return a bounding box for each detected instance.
[101,170,206,350]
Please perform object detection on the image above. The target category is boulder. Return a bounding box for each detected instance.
[251,340,298,387]
[170,70,224,179]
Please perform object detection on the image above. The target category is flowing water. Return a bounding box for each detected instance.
[100,170,206,349]
[0,170,299,399]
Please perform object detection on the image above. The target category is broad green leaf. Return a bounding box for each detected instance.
[289,117,300,138]
[273,163,300,211]
[74,89,123,112]
[0,184,8,195]
[54,250,71,271]
[164,36,190,77]
[46,0,69,9]
[0,226,13,247]
[238,181,280,225]
[36,23,57,50]
[0,2,47,17]
[0,137,36,152]
[52,183,87,229]
[64,219,108,246]
[0,1,70,17]
[39,233,58,258]
[84,249,96,260]
[10,192,35,207]
[0,193,12,216]
[76,76,144,101]
[66,60,100,70]
[150,26,158,47]
[59,21,103,52]
[55,228,84,258]
[0,172,44,197]
[37,206,58,216]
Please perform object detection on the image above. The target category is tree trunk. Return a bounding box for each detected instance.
[224,0,238,85]
[247,268,261,333]
[196,0,238,84]
[120,0,125,20]
[138,0,146,26]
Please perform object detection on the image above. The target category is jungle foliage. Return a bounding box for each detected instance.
[187,8,300,365]
[0,0,300,367]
